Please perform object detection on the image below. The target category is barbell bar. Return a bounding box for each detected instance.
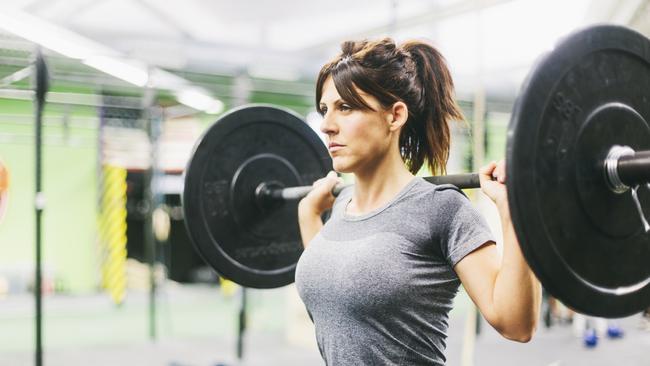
[257,173,481,203]
[257,147,650,204]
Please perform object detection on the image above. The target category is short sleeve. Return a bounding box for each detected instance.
[435,188,495,267]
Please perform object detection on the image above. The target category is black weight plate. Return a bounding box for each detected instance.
[507,25,650,317]
[183,105,331,288]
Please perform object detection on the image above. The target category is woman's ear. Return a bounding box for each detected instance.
[387,101,408,132]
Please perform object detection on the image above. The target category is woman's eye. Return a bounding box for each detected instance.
[339,104,352,111]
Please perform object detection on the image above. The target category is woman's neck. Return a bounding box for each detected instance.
[348,150,415,215]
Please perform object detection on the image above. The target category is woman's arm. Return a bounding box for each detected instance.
[454,160,542,342]
[298,171,341,248]
[298,205,324,248]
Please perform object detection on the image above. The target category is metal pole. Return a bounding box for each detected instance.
[144,156,157,340]
[236,288,247,360]
[143,85,159,341]
[33,49,49,366]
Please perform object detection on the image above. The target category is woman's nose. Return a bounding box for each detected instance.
[320,113,337,134]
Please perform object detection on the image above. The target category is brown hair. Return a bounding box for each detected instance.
[315,38,463,175]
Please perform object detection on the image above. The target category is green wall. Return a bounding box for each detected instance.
[0,88,314,295]
[0,98,98,293]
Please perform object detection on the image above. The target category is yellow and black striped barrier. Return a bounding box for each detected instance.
[98,165,128,305]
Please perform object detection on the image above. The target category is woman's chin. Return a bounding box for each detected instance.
[332,159,354,174]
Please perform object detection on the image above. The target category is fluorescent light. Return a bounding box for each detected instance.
[248,65,300,81]
[0,9,114,59]
[0,8,223,114]
[0,9,147,87]
[175,89,224,115]
[83,56,149,87]
[149,68,191,90]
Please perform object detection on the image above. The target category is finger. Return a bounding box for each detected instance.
[310,172,337,195]
[324,171,340,191]
[495,160,506,183]
[312,171,337,187]
[479,161,497,180]
[312,177,326,187]
[326,171,338,184]
[478,163,498,190]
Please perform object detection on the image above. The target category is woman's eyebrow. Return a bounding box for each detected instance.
[319,98,345,107]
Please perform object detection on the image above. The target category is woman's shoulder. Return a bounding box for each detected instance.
[403,177,472,214]
[410,177,468,199]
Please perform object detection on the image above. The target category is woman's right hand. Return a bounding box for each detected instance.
[298,171,342,217]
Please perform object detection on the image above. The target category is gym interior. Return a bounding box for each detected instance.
[0,1,649,365]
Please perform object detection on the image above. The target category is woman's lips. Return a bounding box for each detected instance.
[328,143,344,153]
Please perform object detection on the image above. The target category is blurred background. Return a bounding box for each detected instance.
[0,0,649,365]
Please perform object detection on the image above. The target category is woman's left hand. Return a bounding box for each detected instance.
[479,160,508,208]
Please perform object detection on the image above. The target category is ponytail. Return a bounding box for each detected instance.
[400,41,464,175]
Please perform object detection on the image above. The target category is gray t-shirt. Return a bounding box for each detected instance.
[295,177,495,365]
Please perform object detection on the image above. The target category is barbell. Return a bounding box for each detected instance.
[182,25,650,318]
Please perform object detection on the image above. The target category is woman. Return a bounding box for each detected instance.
[295,38,541,365]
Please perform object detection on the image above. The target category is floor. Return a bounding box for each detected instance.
[0,283,648,366]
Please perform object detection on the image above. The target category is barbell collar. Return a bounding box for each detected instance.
[605,146,650,194]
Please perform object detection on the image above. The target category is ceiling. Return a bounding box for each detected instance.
[0,0,649,110]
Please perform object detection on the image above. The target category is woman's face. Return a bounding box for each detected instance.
[318,76,393,173]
